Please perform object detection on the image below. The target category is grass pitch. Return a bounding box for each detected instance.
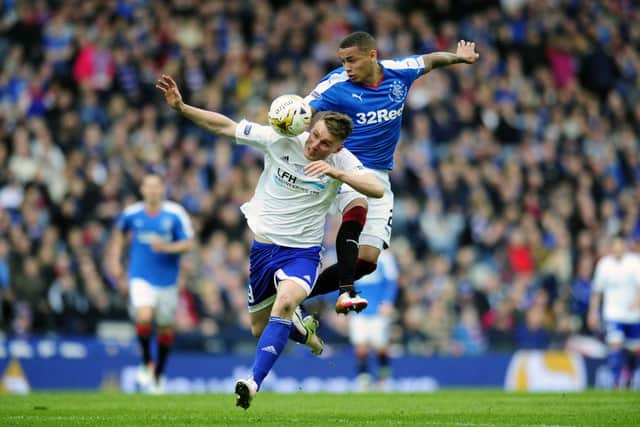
[0,390,638,426]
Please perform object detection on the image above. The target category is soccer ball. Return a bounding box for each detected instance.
[268,94,312,137]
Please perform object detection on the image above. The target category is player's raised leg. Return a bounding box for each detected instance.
[309,197,372,313]
[237,279,308,409]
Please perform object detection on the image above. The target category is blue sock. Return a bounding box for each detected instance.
[608,348,624,387]
[252,316,291,389]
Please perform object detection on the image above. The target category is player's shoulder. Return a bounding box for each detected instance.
[122,201,144,217]
[380,55,425,72]
[332,146,359,162]
[161,200,189,216]
[309,69,350,96]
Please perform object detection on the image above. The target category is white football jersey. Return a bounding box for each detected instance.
[235,120,365,247]
[592,253,640,322]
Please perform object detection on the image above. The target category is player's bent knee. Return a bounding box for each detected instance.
[274,280,307,314]
[358,245,381,263]
[344,197,368,212]
[355,257,377,279]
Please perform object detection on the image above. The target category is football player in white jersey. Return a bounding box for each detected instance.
[304,31,479,313]
[156,74,383,409]
[588,235,640,388]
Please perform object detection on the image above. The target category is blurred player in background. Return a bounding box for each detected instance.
[156,74,383,409]
[108,173,194,394]
[305,31,479,312]
[349,250,398,391]
[588,234,640,389]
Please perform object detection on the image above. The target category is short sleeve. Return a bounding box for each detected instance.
[234,119,277,150]
[114,212,130,232]
[171,206,194,241]
[334,148,366,174]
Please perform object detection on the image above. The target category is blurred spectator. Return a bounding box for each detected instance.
[0,0,638,357]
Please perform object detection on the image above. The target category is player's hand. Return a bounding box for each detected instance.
[156,74,183,111]
[149,236,169,253]
[455,40,479,64]
[304,160,336,178]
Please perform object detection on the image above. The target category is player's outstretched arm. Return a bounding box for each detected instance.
[156,74,238,137]
[304,161,384,198]
[422,40,479,73]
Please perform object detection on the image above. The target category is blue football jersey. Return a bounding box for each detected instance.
[305,55,425,170]
[115,201,193,287]
[355,251,399,316]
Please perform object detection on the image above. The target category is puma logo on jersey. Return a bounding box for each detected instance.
[352,92,364,102]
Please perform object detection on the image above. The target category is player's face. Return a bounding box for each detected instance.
[338,46,378,85]
[304,120,343,161]
[611,237,626,257]
[141,175,165,205]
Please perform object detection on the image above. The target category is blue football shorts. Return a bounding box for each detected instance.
[246,241,321,313]
[605,321,640,350]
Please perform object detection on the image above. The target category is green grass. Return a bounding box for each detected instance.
[0,390,639,426]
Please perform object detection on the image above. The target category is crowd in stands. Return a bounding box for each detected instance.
[1,0,639,356]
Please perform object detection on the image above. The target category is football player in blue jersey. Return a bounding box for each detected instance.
[304,31,479,313]
[109,173,195,394]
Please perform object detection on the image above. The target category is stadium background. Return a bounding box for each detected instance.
[0,0,638,391]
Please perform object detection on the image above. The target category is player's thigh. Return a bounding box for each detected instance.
[334,178,393,251]
[272,279,308,316]
[247,241,321,314]
[369,316,392,350]
[155,285,178,326]
[274,251,321,299]
[247,241,279,314]
[359,183,394,250]
[349,315,370,346]
[349,315,388,347]
[129,278,157,322]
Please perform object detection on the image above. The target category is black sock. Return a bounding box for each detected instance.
[139,336,152,365]
[310,206,366,297]
[309,263,339,297]
[136,324,153,365]
[336,220,364,294]
[357,356,368,375]
[155,332,174,378]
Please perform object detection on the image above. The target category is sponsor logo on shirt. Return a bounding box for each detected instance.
[355,105,404,125]
[243,124,252,135]
[274,167,326,193]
